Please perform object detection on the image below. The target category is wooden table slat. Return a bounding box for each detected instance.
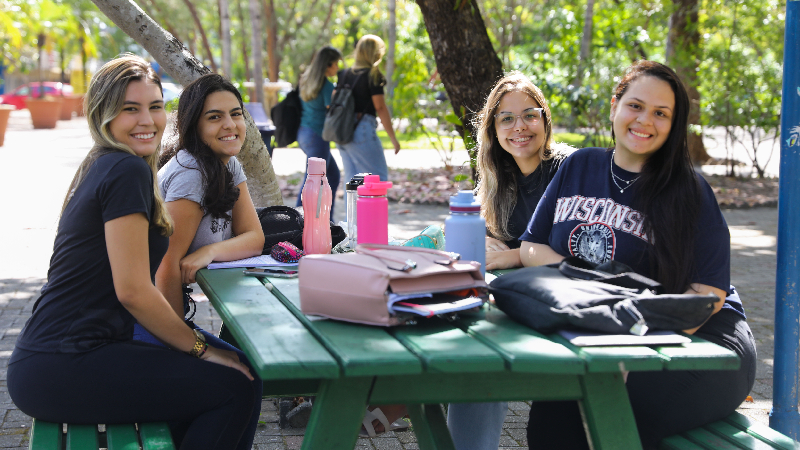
[550,334,666,373]
[196,269,339,380]
[455,307,586,374]
[266,277,424,377]
[655,334,742,371]
[389,320,506,373]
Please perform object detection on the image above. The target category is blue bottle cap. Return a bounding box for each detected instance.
[449,190,481,213]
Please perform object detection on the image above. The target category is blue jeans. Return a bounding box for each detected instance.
[337,114,389,185]
[133,321,262,450]
[297,125,340,217]
[447,402,508,450]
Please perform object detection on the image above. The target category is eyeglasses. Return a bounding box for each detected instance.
[494,108,544,129]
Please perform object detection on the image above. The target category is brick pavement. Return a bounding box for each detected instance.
[0,109,780,448]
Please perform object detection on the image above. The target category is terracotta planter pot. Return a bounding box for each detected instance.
[59,95,82,121]
[27,97,63,129]
[0,105,13,147]
[75,94,86,116]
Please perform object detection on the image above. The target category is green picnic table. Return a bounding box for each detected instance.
[195,268,741,450]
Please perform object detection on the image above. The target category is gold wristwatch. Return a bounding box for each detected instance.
[188,329,208,358]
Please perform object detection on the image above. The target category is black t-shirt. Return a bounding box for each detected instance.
[16,152,169,353]
[336,68,385,117]
[502,157,563,249]
[521,147,745,317]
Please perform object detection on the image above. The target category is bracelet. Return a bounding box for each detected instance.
[188,329,208,358]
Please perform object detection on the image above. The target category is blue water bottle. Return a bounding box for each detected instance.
[445,190,486,275]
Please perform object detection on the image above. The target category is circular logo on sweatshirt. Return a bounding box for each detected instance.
[569,222,615,263]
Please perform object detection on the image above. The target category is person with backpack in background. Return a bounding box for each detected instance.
[335,34,401,185]
[296,46,343,215]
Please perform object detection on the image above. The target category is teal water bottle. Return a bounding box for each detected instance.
[445,191,486,275]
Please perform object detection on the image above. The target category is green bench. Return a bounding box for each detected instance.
[29,419,175,450]
[661,411,800,449]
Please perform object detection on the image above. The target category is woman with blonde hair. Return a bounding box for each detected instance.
[336,34,401,185]
[447,71,570,450]
[296,45,343,213]
[476,71,570,271]
[8,55,255,450]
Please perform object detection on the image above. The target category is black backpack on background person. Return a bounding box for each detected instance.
[322,69,366,145]
[271,88,302,147]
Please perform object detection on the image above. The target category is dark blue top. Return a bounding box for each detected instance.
[300,79,335,135]
[16,152,169,353]
[520,147,745,318]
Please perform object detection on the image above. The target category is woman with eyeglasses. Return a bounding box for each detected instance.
[520,60,756,449]
[445,72,572,450]
[476,71,572,272]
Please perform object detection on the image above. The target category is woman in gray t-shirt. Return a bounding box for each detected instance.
[134,73,265,450]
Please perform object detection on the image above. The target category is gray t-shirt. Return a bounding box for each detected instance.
[158,150,247,256]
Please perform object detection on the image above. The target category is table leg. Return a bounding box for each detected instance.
[406,404,457,450]
[300,377,372,450]
[579,372,642,450]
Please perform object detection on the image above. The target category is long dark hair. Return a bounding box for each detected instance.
[161,73,242,220]
[612,60,700,293]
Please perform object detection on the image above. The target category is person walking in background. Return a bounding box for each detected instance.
[336,34,401,185]
[134,73,265,450]
[296,45,343,215]
[8,55,255,450]
[521,60,756,449]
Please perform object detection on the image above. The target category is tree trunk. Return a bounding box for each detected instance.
[248,0,265,105]
[385,0,396,108]
[264,0,279,82]
[416,0,504,169]
[667,0,709,165]
[219,0,232,78]
[573,0,595,88]
[235,0,251,78]
[90,0,282,207]
[181,0,218,72]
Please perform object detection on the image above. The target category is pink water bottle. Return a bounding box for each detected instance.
[356,175,393,245]
[301,157,332,254]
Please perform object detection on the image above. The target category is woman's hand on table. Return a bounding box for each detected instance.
[486,236,510,253]
[179,247,215,284]
[486,248,522,271]
[202,346,254,381]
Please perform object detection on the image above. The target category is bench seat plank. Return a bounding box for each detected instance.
[106,424,138,450]
[266,277,423,377]
[660,434,706,449]
[724,413,800,450]
[705,421,778,450]
[455,308,585,374]
[196,269,339,381]
[683,427,749,449]
[65,424,97,450]
[138,422,176,450]
[30,420,60,449]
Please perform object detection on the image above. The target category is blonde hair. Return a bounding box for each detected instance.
[300,46,342,102]
[352,35,385,85]
[63,54,173,235]
[474,71,563,242]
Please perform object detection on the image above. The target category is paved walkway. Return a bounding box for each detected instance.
[0,110,779,448]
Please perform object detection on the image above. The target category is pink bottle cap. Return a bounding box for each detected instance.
[307,157,326,175]
[357,175,393,196]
